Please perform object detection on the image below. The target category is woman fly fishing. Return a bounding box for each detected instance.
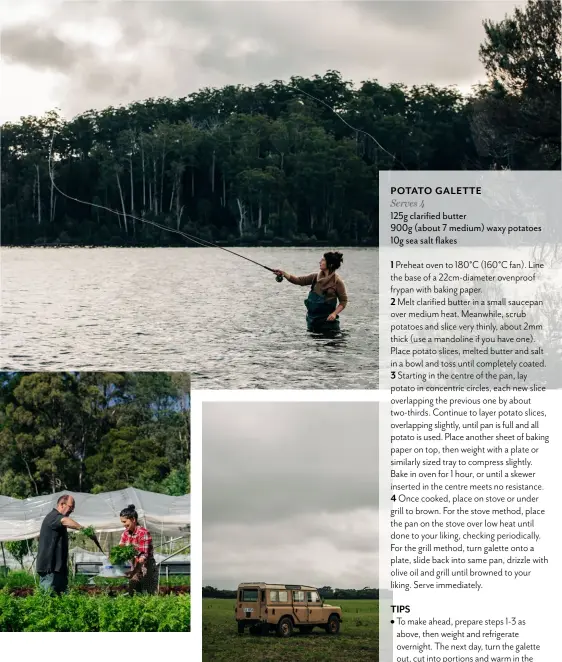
[274,251,348,333]
[119,504,158,595]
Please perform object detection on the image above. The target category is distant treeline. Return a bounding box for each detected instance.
[1,1,559,248]
[203,586,379,600]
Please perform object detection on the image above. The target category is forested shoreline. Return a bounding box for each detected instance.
[1,1,559,248]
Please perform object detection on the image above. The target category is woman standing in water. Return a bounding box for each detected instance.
[274,251,348,332]
[119,504,158,595]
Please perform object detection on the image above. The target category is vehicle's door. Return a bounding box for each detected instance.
[306,590,324,624]
[269,588,291,622]
[291,589,308,623]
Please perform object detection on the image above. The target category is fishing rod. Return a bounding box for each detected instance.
[47,81,402,277]
[47,134,284,282]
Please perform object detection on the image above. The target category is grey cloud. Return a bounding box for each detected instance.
[350,0,515,29]
[202,473,376,525]
[202,402,378,588]
[203,401,378,524]
[76,60,143,99]
[204,510,378,589]
[0,2,155,116]
[1,1,526,120]
[0,21,94,73]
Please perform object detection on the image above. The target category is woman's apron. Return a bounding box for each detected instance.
[304,278,341,333]
[129,555,158,595]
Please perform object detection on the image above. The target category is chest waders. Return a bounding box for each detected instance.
[304,278,341,333]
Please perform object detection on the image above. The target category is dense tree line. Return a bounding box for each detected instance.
[202,586,379,599]
[317,586,378,600]
[0,372,190,498]
[1,0,559,247]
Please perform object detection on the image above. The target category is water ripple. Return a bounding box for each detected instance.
[1,247,378,388]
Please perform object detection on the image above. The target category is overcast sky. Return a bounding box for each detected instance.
[0,0,523,124]
[203,401,378,590]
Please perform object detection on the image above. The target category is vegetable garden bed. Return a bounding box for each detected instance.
[0,570,190,631]
[73,585,190,596]
[0,591,190,632]
[6,585,189,597]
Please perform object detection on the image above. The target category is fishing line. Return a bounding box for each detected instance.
[47,80,403,275]
[289,84,408,170]
[47,133,281,279]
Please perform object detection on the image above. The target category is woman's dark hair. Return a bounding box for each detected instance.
[120,504,138,520]
[324,251,343,272]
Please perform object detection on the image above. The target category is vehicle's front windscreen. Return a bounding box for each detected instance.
[242,589,258,601]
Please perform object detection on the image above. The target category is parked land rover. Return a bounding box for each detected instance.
[235,582,342,637]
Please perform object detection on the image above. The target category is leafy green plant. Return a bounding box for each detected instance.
[70,574,90,587]
[160,575,190,587]
[92,576,127,588]
[0,592,190,632]
[80,526,96,538]
[109,544,137,565]
[5,540,34,569]
[4,571,36,590]
[0,592,20,630]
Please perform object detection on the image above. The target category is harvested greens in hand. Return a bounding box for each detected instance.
[109,544,138,565]
[80,526,96,538]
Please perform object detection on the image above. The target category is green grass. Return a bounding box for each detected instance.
[203,599,378,661]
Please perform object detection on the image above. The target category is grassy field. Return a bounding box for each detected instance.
[203,598,378,661]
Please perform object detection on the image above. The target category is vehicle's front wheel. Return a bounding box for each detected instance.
[276,616,294,638]
[325,615,340,634]
[237,623,244,634]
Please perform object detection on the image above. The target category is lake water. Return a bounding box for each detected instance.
[1,247,378,389]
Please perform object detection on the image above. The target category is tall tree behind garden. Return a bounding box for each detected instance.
[0,372,190,497]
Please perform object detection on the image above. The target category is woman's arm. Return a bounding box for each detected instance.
[327,303,344,322]
[336,278,348,309]
[135,528,152,565]
[274,270,316,286]
[127,559,143,580]
[327,279,347,321]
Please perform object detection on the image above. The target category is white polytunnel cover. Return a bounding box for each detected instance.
[0,487,190,542]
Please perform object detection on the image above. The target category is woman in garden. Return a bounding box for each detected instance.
[119,504,158,595]
[274,251,348,333]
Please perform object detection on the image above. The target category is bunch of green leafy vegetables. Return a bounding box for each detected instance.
[109,544,138,565]
[80,526,96,538]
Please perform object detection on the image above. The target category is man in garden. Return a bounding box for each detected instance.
[36,494,96,594]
